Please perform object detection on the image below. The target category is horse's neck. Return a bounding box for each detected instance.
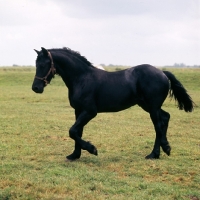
[55,54,89,88]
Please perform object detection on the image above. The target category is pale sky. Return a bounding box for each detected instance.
[0,0,200,66]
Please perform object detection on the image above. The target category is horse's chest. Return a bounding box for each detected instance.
[68,90,91,109]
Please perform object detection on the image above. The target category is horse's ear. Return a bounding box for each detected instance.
[41,47,48,56]
[34,49,40,55]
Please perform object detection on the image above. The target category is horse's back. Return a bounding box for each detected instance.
[90,64,169,112]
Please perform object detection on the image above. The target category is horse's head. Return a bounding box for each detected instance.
[32,47,56,93]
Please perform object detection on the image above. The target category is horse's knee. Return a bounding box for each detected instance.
[69,127,76,139]
[69,126,83,139]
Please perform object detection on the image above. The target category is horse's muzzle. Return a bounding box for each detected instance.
[32,85,44,93]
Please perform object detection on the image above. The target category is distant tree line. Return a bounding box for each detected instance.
[99,63,200,68]
[173,63,200,68]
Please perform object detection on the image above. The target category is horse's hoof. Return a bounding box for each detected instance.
[162,145,171,156]
[66,153,80,161]
[93,148,98,156]
[87,141,98,156]
[166,148,171,156]
[145,153,160,159]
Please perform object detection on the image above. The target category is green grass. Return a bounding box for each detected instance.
[0,67,200,200]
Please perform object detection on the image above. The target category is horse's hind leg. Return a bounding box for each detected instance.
[146,109,171,159]
[160,109,171,156]
[145,109,162,159]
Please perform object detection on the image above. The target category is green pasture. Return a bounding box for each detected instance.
[0,67,200,199]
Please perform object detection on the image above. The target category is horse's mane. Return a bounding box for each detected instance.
[52,47,93,66]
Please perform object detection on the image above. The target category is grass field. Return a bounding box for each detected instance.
[0,67,200,200]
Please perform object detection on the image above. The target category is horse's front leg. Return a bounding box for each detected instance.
[66,128,83,161]
[66,110,83,161]
[66,110,97,161]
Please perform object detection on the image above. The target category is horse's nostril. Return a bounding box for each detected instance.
[32,85,43,93]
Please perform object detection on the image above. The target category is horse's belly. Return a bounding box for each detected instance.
[96,91,137,112]
[97,103,136,112]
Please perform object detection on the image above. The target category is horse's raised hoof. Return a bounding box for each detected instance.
[87,141,98,156]
[145,152,160,159]
[93,148,98,156]
[162,144,171,156]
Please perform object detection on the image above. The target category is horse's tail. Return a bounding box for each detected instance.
[163,71,194,112]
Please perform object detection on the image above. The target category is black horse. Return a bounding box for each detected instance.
[32,47,194,161]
